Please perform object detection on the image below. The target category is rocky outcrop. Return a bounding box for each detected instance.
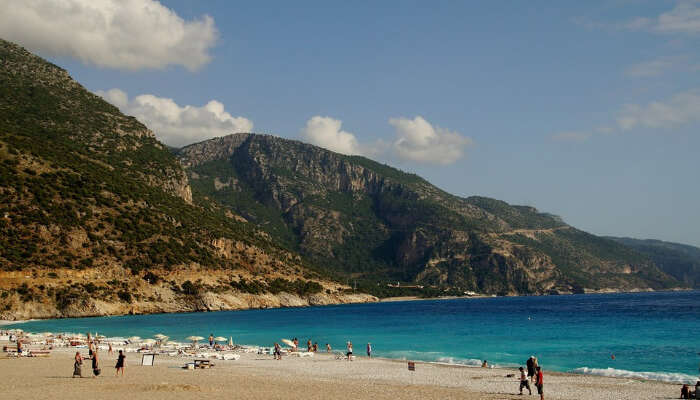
[0,266,376,320]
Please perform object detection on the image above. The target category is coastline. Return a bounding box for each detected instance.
[0,343,684,400]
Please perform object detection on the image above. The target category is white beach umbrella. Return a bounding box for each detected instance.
[186,336,204,343]
[154,333,168,339]
[214,336,227,342]
[281,339,295,348]
[229,337,233,346]
[128,336,141,342]
[142,338,156,345]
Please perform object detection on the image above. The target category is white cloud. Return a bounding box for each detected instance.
[616,90,700,131]
[300,116,361,155]
[389,116,472,165]
[551,131,591,142]
[97,88,253,147]
[656,0,700,34]
[0,0,217,71]
[624,58,675,77]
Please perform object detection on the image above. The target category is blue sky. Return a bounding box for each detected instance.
[1,0,698,246]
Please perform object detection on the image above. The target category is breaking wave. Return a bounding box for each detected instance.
[572,367,699,384]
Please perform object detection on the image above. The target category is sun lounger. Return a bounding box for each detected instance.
[217,353,240,361]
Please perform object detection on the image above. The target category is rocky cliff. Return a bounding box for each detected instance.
[179,133,680,296]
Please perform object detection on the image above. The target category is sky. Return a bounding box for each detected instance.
[0,0,698,246]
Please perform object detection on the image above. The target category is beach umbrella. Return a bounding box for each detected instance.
[229,337,233,346]
[214,336,227,342]
[142,339,156,345]
[281,339,295,348]
[128,336,141,342]
[186,336,204,343]
[154,333,168,339]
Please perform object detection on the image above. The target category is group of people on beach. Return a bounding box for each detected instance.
[680,381,700,399]
[517,355,544,399]
[72,333,125,378]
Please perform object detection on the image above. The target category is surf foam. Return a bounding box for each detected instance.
[572,367,699,384]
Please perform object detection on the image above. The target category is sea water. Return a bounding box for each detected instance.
[7,290,700,383]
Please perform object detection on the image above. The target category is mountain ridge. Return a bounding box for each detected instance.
[178,132,680,296]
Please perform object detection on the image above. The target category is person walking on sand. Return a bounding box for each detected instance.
[518,366,532,395]
[91,350,100,378]
[273,343,282,360]
[535,366,544,400]
[115,349,126,376]
[346,341,353,361]
[73,351,83,378]
[326,343,331,353]
[366,343,372,358]
[108,343,113,355]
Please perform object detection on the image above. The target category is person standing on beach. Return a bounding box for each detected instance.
[73,352,83,378]
[526,356,535,384]
[307,339,312,352]
[518,366,532,395]
[16,339,22,356]
[346,341,353,361]
[273,343,282,360]
[91,350,100,378]
[115,349,126,376]
[108,343,113,355]
[535,366,544,400]
[209,333,214,348]
[326,343,331,353]
[366,343,372,358]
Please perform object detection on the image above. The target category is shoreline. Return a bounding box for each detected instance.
[2,288,693,323]
[0,343,686,400]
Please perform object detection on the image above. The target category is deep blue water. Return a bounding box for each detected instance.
[7,291,700,382]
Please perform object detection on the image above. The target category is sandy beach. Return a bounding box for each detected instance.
[0,341,682,400]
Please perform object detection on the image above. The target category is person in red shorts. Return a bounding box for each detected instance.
[535,366,544,400]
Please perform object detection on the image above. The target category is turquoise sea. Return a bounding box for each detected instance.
[8,291,700,383]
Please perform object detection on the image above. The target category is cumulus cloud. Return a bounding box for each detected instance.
[616,90,700,131]
[389,116,472,165]
[300,116,362,155]
[0,0,217,71]
[97,88,253,147]
[656,0,700,34]
[551,131,591,142]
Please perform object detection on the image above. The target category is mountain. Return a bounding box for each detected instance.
[607,237,700,288]
[178,133,681,296]
[0,38,374,320]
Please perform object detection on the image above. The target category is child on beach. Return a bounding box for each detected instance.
[518,366,532,395]
[535,366,544,400]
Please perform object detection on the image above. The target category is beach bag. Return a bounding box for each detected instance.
[93,368,101,376]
